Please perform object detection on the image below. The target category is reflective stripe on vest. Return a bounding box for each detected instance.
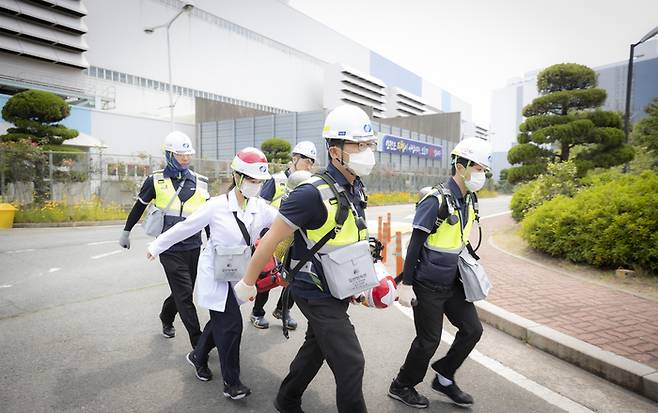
[301,176,368,254]
[422,189,475,254]
[152,171,208,217]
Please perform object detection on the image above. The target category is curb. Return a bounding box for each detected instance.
[475,300,658,402]
[384,227,658,403]
[13,220,125,228]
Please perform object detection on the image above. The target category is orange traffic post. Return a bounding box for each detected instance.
[395,231,404,276]
[387,212,392,236]
[382,221,390,263]
[377,216,383,241]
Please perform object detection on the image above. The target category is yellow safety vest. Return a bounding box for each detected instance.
[152,170,209,217]
[270,171,287,208]
[302,175,369,254]
[421,187,476,255]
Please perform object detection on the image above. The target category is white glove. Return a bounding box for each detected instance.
[397,284,416,308]
[119,230,131,249]
[233,280,257,303]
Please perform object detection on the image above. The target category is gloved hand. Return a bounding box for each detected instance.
[233,279,257,303]
[397,283,417,308]
[119,230,131,249]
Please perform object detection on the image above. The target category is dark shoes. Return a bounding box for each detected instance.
[388,379,429,409]
[431,376,474,407]
[160,317,175,338]
[273,308,298,330]
[250,314,270,329]
[223,382,251,400]
[186,351,212,381]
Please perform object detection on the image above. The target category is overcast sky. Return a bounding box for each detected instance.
[288,0,658,127]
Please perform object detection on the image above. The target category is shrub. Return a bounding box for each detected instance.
[260,138,291,164]
[510,160,580,221]
[521,171,658,274]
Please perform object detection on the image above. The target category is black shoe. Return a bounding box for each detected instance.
[161,320,175,338]
[431,376,474,407]
[274,397,305,413]
[223,382,251,400]
[186,351,212,381]
[273,308,298,330]
[250,314,270,329]
[388,379,429,409]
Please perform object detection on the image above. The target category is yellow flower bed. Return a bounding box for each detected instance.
[368,190,497,206]
[14,200,127,223]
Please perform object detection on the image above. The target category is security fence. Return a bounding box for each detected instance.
[0,148,448,206]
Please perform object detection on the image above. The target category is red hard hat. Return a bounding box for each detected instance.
[362,262,398,309]
[231,147,271,180]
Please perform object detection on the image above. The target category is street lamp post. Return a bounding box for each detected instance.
[623,25,658,145]
[144,2,195,130]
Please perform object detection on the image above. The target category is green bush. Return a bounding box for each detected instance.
[510,160,580,221]
[261,138,291,164]
[521,171,658,274]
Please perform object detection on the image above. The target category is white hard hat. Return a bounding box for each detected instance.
[451,137,493,170]
[322,105,375,142]
[231,147,271,180]
[292,141,317,161]
[163,130,195,155]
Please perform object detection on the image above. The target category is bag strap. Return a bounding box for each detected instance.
[227,194,251,246]
[162,177,186,211]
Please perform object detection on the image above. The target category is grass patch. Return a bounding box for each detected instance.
[14,200,127,223]
[368,190,498,206]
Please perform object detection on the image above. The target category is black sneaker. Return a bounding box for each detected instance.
[388,379,429,409]
[250,314,270,329]
[186,351,212,381]
[161,320,175,338]
[274,397,305,413]
[273,308,298,330]
[223,382,251,400]
[431,376,474,407]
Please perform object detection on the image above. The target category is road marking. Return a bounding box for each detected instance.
[5,249,36,254]
[87,240,116,246]
[48,268,61,273]
[480,210,512,220]
[0,284,12,289]
[394,303,594,413]
[90,250,123,260]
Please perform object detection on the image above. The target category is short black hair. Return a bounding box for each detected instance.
[451,156,471,176]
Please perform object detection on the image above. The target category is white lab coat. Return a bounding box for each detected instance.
[148,189,278,312]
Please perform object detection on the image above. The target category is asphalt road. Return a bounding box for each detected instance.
[1,196,656,412]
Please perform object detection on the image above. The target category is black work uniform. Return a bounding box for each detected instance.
[123,169,208,348]
[275,162,368,413]
[395,177,483,386]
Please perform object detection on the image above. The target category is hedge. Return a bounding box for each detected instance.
[521,171,658,274]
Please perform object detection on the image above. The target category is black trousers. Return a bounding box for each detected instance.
[252,287,294,317]
[396,281,483,386]
[277,294,367,413]
[159,248,202,348]
[194,286,243,386]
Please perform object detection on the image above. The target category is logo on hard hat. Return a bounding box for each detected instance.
[259,165,267,173]
[338,131,347,136]
[364,124,372,133]
[183,143,190,148]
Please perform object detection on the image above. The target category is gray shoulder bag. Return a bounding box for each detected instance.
[456,194,491,302]
[143,178,185,237]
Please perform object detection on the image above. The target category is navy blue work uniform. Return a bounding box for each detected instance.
[275,162,368,413]
[123,169,206,347]
[395,177,483,388]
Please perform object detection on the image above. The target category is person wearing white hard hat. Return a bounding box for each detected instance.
[119,130,209,348]
[146,147,277,400]
[250,140,317,331]
[234,105,378,413]
[389,137,492,409]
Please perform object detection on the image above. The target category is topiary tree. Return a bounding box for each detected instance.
[261,137,291,164]
[1,90,78,145]
[506,63,634,183]
[631,98,658,157]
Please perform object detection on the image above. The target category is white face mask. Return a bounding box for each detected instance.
[239,180,262,198]
[465,170,486,192]
[346,147,376,177]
